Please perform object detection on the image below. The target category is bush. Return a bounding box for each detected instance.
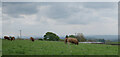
[105,40,111,44]
[38,38,43,41]
[76,33,86,42]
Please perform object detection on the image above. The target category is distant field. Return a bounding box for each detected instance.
[111,42,120,44]
[2,40,118,55]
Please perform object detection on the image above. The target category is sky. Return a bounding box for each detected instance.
[2,0,120,2]
[1,2,118,37]
[0,2,2,37]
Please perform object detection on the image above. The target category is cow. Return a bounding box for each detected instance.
[10,37,15,41]
[65,35,78,45]
[4,36,10,40]
[30,37,34,42]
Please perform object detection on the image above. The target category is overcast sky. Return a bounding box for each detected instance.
[0,2,2,37]
[2,2,118,37]
[2,0,120,2]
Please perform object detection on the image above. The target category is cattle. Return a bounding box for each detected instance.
[4,36,10,40]
[10,37,15,41]
[4,36,15,41]
[65,36,78,45]
[30,37,34,42]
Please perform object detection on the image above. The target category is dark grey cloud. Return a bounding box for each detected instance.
[3,2,38,18]
[36,2,117,24]
[0,2,1,7]
[3,2,116,18]
[2,2,118,36]
[37,2,117,19]
[44,3,81,19]
[83,2,117,9]
[3,2,117,25]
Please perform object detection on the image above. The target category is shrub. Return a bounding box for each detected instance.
[38,38,43,41]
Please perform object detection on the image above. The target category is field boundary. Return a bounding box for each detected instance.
[1,55,119,57]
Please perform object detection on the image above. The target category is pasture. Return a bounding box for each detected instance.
[0,39,2,56]
[2,40,118,55]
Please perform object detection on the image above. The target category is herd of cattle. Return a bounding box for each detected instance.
[4,36,79,45]
[4,36,35,42]
[4,36,15,41]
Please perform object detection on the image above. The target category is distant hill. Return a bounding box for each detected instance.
[85,35,118,42]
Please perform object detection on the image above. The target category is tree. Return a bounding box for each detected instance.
[69,35,76,38]
[65,35,68,38]
[76,33,86,42]
[44,32,60,41]
[105,40,111,44]
[98,39,105,43]
[87,39,94,42]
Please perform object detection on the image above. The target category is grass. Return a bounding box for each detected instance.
[110,42,120,44]
[0,39,2,56]
[2,40,118,55]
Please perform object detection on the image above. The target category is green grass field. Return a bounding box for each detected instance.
[0,39,2,56]
[2,40,118,55]
[110,42,120,44]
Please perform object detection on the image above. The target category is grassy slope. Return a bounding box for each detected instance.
[0,40,2,56]
[2,40,118,55]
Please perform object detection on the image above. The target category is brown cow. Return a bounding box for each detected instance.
[4,36,10,40]
[10,37,15,41]
[65,36,78,45]
[30,37,34,42]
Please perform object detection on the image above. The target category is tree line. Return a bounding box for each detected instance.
[43,32,87,42]
[43,32,108,43]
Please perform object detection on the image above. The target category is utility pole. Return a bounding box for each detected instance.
[75,33,77,36]
[75,33,77,37]
[19,30,22,38]
[19,26,22,38]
